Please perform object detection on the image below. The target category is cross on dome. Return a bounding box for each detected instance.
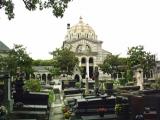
[79,16,83,23]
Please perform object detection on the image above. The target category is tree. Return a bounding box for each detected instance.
[23,79,41,92]
[0,55,8,71]
[50,47,78,76]
[127,45,156,79]
[5,44,33,78]
[32,59,53,66]
[99,54,127,79]
[0,0,72,20]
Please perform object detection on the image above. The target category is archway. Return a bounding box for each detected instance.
[47,74,52,81]
[31,74,35,79]
[81,57,86,64]
[42,74,46,81]
[74,74,80,82]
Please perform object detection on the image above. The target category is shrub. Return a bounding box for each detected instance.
[151,78,160,90]
[48,90,54,105]
[23,79,41,92]
[75,82,81,88]
[115,104,122,115]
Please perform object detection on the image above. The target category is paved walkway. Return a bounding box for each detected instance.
[49,93,64,120]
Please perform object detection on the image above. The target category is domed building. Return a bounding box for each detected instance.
[63,17,111,81]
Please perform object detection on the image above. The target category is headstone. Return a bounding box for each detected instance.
[0,72,13,113]
[93,67,99,90]
[85,77,89,95]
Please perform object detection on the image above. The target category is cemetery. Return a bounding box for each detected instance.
[0,66,160,120]
[0,19,160,120]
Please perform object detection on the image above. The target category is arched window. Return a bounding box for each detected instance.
[89,57,93,63]
[81,57,86,64]
[42,74,46,81]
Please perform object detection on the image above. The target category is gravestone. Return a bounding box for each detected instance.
[85,77,89,95]
[93,67,99,89]
[0,72,12,113]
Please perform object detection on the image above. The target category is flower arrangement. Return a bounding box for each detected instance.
[64,111,71,119]
[0,106,7,116]
[96,108,107,113]
[62,106,68,113]
[96,107,107,117]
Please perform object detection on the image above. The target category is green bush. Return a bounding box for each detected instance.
[48,90,54,105]
[119,78,128,86]
[75,82,81,88]
[115,104,122,115]
[151,78,160,89]
[23,79,41,92]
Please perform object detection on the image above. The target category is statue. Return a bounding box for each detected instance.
[136,69,144,90]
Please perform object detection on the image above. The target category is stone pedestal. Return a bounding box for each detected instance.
[85,78,89,95]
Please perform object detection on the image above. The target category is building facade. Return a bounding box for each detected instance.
[0,41,10,72]
[0,41,10,57]
[63,17,111,81]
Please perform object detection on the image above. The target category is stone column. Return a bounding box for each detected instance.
[85,77,89,95]
[79,57,81,67]
[86,57,89,79]
[94,67,99,89]
[45,73,48,85]
[116,73,119,80]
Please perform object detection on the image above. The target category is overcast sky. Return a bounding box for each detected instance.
[1,0,160,60]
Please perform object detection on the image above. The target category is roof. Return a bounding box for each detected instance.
[65,17,97,41]
[0,41,10,51]
[32,66,52,72]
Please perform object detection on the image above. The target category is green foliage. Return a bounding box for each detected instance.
[23,79,41,92]
[119,78,127,86]
[48,66,61,77]
[99,54,127,80]
[0,0,14,20]
[0,55,8,71]
[0,0,72,20]
[48,90,54,105]
[75,82,81,88]
[113,80,120,87]
[127,45,156,79]
[115,104,122,115]
[99,54,119,75]
[50,47,79,75]
[125,70,133,82]
[6,44,33,77]
[32,59,53,66]
[151,78,160,90]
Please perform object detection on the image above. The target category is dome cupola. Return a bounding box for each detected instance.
[65,17,97,41]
